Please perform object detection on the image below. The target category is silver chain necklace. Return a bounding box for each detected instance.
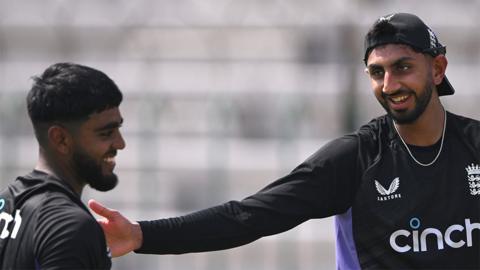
[393,109,446,167]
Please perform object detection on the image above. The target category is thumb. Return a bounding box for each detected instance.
[88,199,115,220]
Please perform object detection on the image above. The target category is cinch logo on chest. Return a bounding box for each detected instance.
[390,217,480,253]
[375,177,401,201]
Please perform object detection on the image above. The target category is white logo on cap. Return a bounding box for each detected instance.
[379,14,395,22]
[427,28,437,48]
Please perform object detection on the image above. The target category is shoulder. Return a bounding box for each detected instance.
[448,111,480,133]
[447,111,480,149]
[1,173,110,268]
[6,173,97,235]
[356,114,393,144]
[34,193,100,241]
[315,115,391,160]
[22,186,86,223]
[301,117,388,169]
[301,115,393,173]
[0,178,82,229]
[36,193,92,223]
[33,196,110,268]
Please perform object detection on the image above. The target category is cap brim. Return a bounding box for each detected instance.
[437,76,455,96]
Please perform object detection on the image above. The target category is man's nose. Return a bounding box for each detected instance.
[382,71,401,94]
[114,132,126,150]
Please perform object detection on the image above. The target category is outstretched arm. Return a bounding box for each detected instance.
[88,199,143,257]
[90,136,359,256]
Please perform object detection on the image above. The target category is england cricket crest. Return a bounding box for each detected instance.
[466,163,480,196]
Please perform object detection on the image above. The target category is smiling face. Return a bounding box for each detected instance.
[70,107,125,191]
[366,44,438,124]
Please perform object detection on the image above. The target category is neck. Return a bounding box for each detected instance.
[35,149,84,196]
[393,98,445,146]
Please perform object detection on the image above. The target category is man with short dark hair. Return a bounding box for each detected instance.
[90,13,480,269]
[0,62,125,269]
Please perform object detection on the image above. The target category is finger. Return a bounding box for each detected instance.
[88,199,115,219]
[96,219,109,230]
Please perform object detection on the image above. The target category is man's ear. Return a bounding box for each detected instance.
[432,54,448,86]
[47,125,73,155]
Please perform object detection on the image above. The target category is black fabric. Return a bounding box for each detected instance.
[136,111,480,269]
[406,136,442,164]
[352,112,480,269]
[0,170,111,270]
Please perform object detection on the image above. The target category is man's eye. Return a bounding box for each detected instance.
[100,130,114,137]
[398,65,410,71]
[369,69,384,78]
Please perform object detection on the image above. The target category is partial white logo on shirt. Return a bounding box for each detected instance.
[0,198,22,239]
[375,177,401,201]
[466,163,480,196]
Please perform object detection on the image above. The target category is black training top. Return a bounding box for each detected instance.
[0,170,111,270]
[136,111,480,269]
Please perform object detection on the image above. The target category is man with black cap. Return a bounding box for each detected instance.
[89,13,480,269]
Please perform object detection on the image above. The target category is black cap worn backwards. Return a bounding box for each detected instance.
[364,13,454,96]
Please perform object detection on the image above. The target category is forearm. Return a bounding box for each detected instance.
[135,203,264,254]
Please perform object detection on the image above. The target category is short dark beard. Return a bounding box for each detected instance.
[72,147,118,192]
[378,78,434,124]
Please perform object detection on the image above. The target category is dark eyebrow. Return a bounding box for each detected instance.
[94,118,123,132]
[367,56,415,69]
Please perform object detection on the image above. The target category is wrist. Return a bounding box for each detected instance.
[132,222,143,251]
